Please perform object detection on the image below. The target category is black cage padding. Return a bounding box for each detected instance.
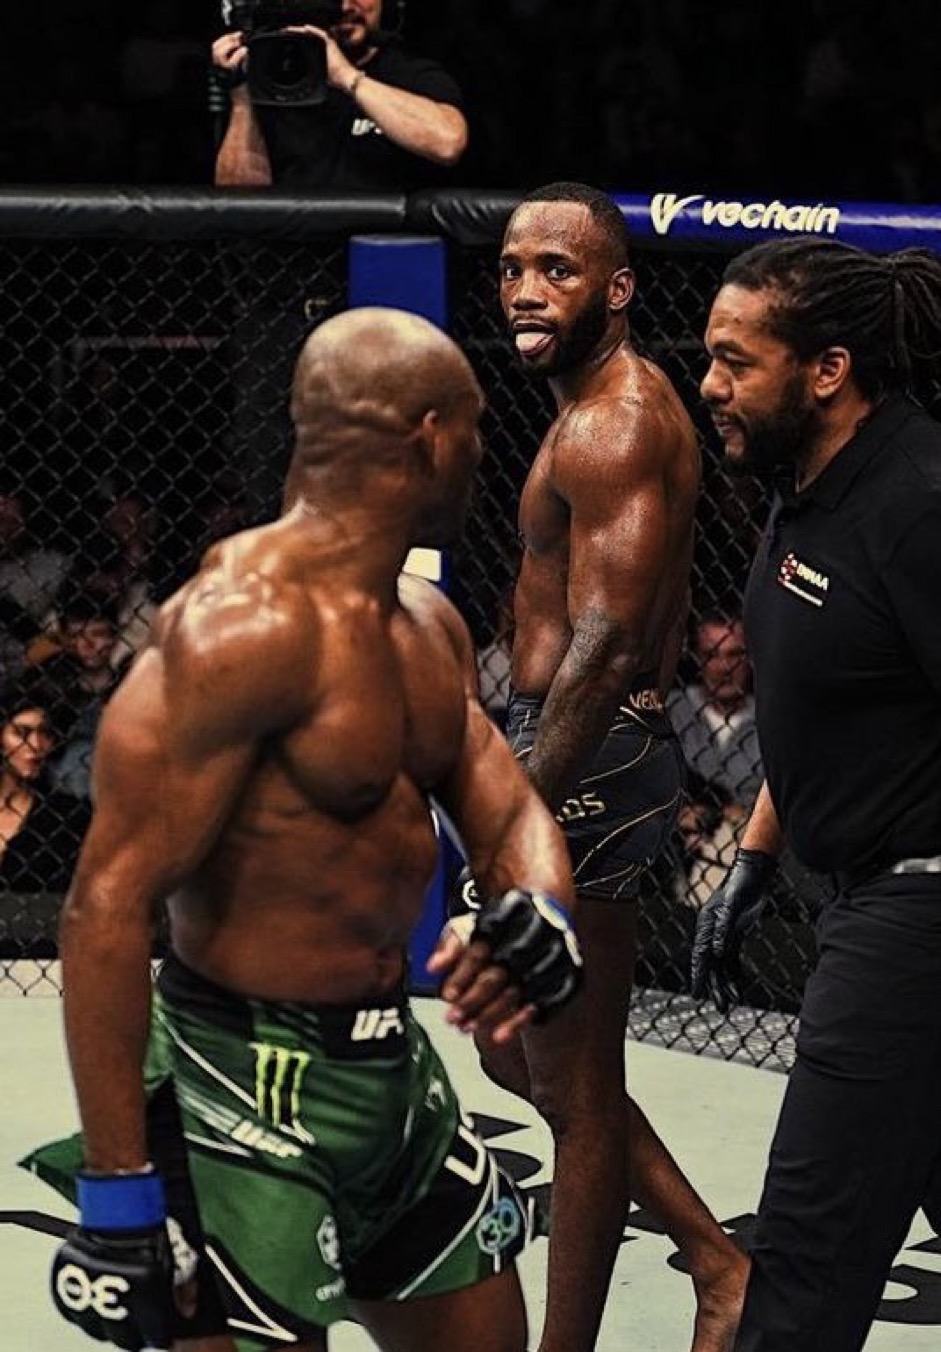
[0,187,407,240]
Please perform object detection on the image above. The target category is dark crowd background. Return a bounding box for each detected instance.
[4,0,941,204]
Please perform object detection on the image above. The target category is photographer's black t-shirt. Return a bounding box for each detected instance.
[256,40,464,191]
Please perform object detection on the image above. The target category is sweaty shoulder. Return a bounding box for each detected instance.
[154,540,318,746]
[552,355,699,488]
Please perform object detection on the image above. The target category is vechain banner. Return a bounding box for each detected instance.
[620,192,941,254]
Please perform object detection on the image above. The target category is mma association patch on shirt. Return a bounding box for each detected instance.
[777,551,830,607]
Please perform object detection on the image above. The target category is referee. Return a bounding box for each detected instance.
[691,237,941,1352]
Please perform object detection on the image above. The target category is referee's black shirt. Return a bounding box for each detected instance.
[744,393,941,875]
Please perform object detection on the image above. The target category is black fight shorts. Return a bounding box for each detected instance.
[507,691,685,900]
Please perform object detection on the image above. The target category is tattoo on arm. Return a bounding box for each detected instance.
[527,606,643,810]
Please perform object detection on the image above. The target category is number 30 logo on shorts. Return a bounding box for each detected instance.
[55,1263,130,1320]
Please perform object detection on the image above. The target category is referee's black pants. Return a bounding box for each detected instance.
[736,872,941,1352]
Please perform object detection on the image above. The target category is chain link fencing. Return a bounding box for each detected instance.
[3,190,932,1074]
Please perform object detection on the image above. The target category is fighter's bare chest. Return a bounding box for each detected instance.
[279,610,464,813]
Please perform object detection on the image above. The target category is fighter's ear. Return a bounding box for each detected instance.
[814,345,852,401]
[609,266,634,314]
[413,408,440,476]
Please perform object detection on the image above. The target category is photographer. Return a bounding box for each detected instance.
[212,0,468,189]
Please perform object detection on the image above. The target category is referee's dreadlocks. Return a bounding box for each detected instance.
[723,238,941,405]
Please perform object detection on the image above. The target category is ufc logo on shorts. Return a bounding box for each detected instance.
[350,1008,405,1041]
[55,1263,130,1320]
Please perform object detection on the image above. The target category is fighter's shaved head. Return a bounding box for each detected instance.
[282,307,485,541]
[291,307,481,454]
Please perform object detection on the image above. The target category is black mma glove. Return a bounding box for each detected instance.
[473,887,583,1022]
[690,847,776,1013]
[51,1169,179,1351]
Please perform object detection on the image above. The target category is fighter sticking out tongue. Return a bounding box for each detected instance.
[515,329,553,356]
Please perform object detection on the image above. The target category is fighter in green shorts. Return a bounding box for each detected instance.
[40,310,582,1352]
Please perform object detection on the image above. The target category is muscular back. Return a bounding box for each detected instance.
[83,514,471,1004]
[513,344,700,699]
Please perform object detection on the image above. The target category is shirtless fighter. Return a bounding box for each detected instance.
[442,182,748,1352]
[47,307,583,1352]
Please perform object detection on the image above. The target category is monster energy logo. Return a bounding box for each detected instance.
[250,1042,313,1141]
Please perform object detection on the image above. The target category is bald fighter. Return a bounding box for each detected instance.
[48,307,583,1352]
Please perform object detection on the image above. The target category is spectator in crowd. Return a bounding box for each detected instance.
[668,610,764,815]
[0,483,72,631]
[211,0,468,190]
[669,614,827,927]
[0,672,91,896]
[160,470,256,599]
[673,772,744,911]
[588,5,696,190]
[34,594,129,754]
[42,511,159,670]
[99,485,157,577]
[0,484,71,686]
[793,0,902,199]
[95,488,160,658]
[39,591,132,801]
[48,701,101,803]
[798,1,882,125]
[594,48,693,191]
[0,596,37,693]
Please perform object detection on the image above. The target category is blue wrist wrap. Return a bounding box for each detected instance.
[77,1171,166,1231]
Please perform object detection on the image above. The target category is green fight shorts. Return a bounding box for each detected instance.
[23,957,529,1350]
[158,956,528,1344]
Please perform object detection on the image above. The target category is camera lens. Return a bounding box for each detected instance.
[247,31,328,105]
[268,35,311,88]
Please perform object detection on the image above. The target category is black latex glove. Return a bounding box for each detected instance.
[690,847,776,1012]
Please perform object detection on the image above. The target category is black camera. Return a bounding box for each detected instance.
[226,1,343,106]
